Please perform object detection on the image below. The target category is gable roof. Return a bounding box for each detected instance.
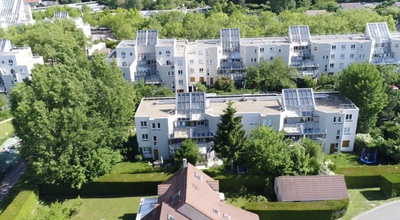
[275,175,348,202]
[145,163,259,220]
[142,202,189,220]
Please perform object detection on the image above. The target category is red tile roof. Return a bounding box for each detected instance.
[143,163,259,220]
[275,175,349,202]
[142,202,189,220]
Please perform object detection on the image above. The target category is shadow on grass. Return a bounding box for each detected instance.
[360,189,388,201]
[118,213,136,220]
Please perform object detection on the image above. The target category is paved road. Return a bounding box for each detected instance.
[0,161,25,202]
[353,200,400,220]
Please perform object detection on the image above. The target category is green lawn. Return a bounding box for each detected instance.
[340,188,400,220]
[37,196,151,220]
[326,152,362,168]
[0,121,13,140]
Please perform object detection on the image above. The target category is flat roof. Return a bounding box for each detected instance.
[135,98,176,119]
[314,93,357,112]
[206,98,282,116]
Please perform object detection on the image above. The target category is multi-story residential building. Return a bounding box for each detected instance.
[0,0,35,28]
[137,162,259,220]
[107,22,400,93]
[0,39,43,93]
[135,88,359,163]
[45,12,91,38]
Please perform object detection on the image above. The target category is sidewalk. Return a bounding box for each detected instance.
[0,118,12,125]
[0,161,25,202]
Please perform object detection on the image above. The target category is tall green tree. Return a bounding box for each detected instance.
[213,101,246,172]
[339,63,388,133]
[214,76,236,93]
[10,54,136,188]
[174,139,200,167]
[244,126,293,176]
[245,59,298,92]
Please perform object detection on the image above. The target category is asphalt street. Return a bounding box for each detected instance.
[353,201,400,220]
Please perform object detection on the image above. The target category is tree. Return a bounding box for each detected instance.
[10,54,136,188]
[339,63,388,133]
[245,59,298,92]
[295,138,324,174]
[379,88,400,124]
[174,139,200,167]
[214,76,236,93]
[213,101,247,172]
[244,126,293,176]
[195,82,208,92]
[0,94,8,109]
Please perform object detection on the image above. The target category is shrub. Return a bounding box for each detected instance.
[336,165,400,188]
[0,190,38,220]
[134,154,143,162]
[243,199,349,220]
[380,174,400,198]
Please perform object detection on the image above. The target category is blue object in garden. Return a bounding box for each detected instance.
[360,148,378,165]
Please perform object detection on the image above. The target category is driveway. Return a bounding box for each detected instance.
[353,200,400,220]
[0,161,25,202]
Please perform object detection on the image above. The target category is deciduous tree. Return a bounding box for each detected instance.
[339,63,387,133]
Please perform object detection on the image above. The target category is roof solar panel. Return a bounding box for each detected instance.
[282,88,315,108]
[136,30,158,46]
[365,23,390,42]
[289,26,311,43]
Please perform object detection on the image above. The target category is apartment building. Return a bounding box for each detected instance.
[45,12,91,38]
[137,162,259,220]
[0,0,35,28]
[135,88,359,163]
[107,22,399,92]
[0,39,43,93]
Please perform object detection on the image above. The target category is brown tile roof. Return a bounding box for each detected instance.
[144,163,259,220]
[142,202,189,220]
[275,175,349,202]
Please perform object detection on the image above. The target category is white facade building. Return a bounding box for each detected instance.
[0,39,44,93]
[107,22,400,92]
[46,12,91,38]
[0,0,35,28]
[134,89,359,163]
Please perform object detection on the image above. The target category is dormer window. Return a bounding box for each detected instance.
[167,214,175,220]
[213,209,219,215]
[223,214,231,219]
[195,172,202,180]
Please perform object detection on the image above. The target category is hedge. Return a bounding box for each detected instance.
[336,165,400,188]
[40,173,267,197]
[244,199,349,220]
[0,190,38,220]
[380,174,400,198]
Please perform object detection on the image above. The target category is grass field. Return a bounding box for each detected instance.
[0,121,13,140]
[340,188,400,220]
[326,152,363,169]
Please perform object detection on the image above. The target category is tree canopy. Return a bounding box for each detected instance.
[174,139,200,167]
[213,101,247,171]
[10,54,137,188]
[338,63,388,133]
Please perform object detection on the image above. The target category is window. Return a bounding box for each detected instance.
[159,51,162,55]
[166,60,171,65]
[270,47,274,53]
[336,130,340,140]
[342,140,350,148]
[122,62,127,67]
[8,59,13,65]
[213,209,219,215]
[223,214,231,220]
[341,45,346,50]
[344,127,351,134]
[153,136,157,145]
[351,44,356,49]
[332,45,336,50]
[331,54,335,60]
[152,123,160,129]
[323,55,329,60]
[190,68,194,74]
[130,52,133,56]
[339,63,344,68]
[178,70,183,75]
[199,68,204,73]
[179,80,183,85]
[350,54,355,59]
[194,172,202,180]
[330,63,334,68]
[199,59,203,64]
[340,54,345,59]
[338,117,342,123]
[345,114,353,120]
[270,57,274,61]
[142,147,151,153]
[190,77,195,82]
[140,121,147,127]
[314,47,317,51]
[198,50,203,55]
[142,134,149,140]
[166,50,171,55]
[177,60,183,66]
[167,214,175,220]
[121,52,126,57]
[190,59,194,65]
[333,117,337,123]
[260,48,264,53]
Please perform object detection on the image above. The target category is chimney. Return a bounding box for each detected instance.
[183,158,187,168]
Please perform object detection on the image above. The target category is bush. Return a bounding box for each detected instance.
[0,190,38,220]
[243,199,349,220]
[214,175,266,193]
[336,165,400,188]
[380,174,400,198]
[134,154,143,162]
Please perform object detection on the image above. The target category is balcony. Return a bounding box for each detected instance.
[169,127,214,139]
[290,60,319,68]
[283,123,327,135]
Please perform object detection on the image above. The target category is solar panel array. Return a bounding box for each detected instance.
[288,26,311,43]
[0,39,11,53]
[176,92,206,111]
[366,23,390,42]
[136,30,158,46]
[220,28,241,52]
[282,88,315,108]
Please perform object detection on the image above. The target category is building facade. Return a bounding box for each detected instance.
[107,22,399,93]
[134,89,359,163]
[0,39,43,93]
[0,0,35,28]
